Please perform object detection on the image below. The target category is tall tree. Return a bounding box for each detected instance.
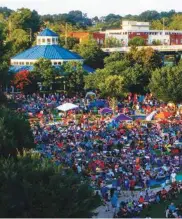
[8,8,41,34]
[8,29,30,55]
[169,14,182,30]
[0,24,9,91]
[33,58,58,88]
[73,37,106,68]
[0,107,35,157]
[0,153,100,217]
[150,62,182,103]
[63,61,86,94]
[99,75,127,98]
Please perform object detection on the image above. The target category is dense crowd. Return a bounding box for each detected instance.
[11,92,182,218]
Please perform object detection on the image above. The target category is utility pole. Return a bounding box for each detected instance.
[65,22,68,48]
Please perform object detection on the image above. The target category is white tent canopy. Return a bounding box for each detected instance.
[145,110,157,121]
[56,103,79,112]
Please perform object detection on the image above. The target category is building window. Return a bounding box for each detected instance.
[38,39,41,44]
[54,62,57,65]
[42,39,45,43]
[26,62,29,65]
[47,38,51,44]
[52,38,55,44]
[58,62,61,65]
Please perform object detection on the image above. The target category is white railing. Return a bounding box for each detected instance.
[102,45,182,53]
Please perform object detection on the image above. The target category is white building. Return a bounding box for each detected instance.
[103,20,182,46]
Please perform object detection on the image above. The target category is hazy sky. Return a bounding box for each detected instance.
[0,0,182,17]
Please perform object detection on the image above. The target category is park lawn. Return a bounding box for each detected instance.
[140,193,182,218]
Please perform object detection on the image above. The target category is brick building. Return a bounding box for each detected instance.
[68,32,105,45]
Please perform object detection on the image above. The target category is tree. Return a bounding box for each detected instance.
[151,20,164,30]
[128,37,146,46]
[33,58,59,88]
[99,75,127,98]
[123,64,150,94]
[8,8,41,34]
[0,24,9,91]
[149,63,182,103]
[0,107,35,157]
[12,70,36,93]
[73,37,106,68]
[8,29,30,55]
[169,14,182,30]
[0,153,100,217]
[0,7,13,18]
[125,47,162,70]
[104,36,122,48]
[63,62,86,94]
[152,39,162,45]
[138,10,160,21]
[0,62,8,91]
[59,37,79,50]
[85,47,163,95]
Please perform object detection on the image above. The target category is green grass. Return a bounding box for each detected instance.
[140,193,182,218]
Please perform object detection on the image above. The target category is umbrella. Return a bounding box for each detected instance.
[113,114,132,122]
[99,107,113,115]
[56,103,79,112]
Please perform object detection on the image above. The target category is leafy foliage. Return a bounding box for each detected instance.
[13,70,33,91]
[62,62,87,94]
[8,8,41,34]
[0,153,100,217]
[150,61,182,103]
[105,36,122,48]
[73,37,106,68]
[99,75,127,98]
[33,58,59,88]
[7,29,30,56]
[128,37,146,46]
[59,36,79,50]
[85,47,162,95]
[0,107,35,157]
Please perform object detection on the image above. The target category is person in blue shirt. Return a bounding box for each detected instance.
[169,203,177,212]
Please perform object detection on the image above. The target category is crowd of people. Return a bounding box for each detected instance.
[11,92,182,218]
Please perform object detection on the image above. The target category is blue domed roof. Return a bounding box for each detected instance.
[38,28,58,37]
[11,45,83,60]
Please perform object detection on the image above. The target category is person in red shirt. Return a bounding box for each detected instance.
[138,196,145,204]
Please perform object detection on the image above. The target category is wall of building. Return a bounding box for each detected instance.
[68,32,90,43]
[128,32,148,44]
[68,32,105,45]
[122,20,150,31]
[170,34,182,45]
[148,34,170,45]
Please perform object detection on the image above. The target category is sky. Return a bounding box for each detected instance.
[0,0,182,17]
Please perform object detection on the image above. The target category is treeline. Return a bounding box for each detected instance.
[1,6,182,30]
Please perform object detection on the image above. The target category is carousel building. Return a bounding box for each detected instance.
[10,28,94,73]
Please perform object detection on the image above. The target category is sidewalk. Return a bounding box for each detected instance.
[94,187,170,218]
